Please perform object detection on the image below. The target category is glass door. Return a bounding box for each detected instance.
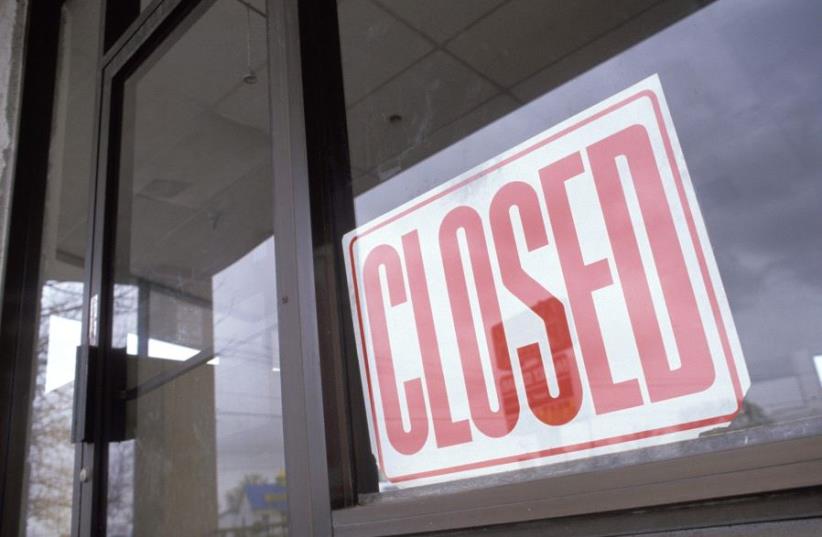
[81,0,291,535]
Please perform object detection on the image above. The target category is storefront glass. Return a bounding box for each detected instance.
[335,0,822,489]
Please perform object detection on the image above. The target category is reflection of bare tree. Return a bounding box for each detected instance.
[26,384,75,537]
[24,282,84,537]
[107,441,135,537]
[102,284,139,537]
[24,282,140,537]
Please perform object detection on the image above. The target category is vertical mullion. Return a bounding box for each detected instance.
[298,0,377,505]
[268,0,333,534]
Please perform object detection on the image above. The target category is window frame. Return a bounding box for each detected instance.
[331,420,822,536]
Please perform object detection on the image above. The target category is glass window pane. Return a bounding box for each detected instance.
[18,0,100,534]
[334,0,822,490]
[106,1,286,535]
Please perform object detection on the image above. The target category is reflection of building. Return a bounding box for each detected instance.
[741,352,822,425]
[219,483,287,536]
[493,298,579,428]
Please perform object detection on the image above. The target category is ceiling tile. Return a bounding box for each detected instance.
[54,222,89,272]
[137,0,268,109]
[362,94,518,192]
[346,50,499,173]
[376,0,504,43]
[510,0,692,102]
[133,112,269,210]
[338,0,434,104]
[246,0,266,14]
[133,162,274,295]
[352,94,520,223]
[386,93,519,174]
[132,92,211,171]
[446,0,657,87]
[214,65,271,133]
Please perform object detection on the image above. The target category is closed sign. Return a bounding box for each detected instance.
[344,75,749,486]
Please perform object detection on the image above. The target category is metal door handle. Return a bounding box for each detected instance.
[71,344,98,443]
[71,345,128,443]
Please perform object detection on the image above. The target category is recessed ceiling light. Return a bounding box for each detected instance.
[243,70,258,85]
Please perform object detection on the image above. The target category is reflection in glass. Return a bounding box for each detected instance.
[338,0,822,488]
[106,0,286,535]
[19,0,100,533]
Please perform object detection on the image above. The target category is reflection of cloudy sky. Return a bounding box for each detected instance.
[644,0,822,385]
[613,0,822,387]
[213,237,284,511]
[356,1,822,408]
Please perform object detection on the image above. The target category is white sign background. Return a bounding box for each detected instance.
[344,75,750,487]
